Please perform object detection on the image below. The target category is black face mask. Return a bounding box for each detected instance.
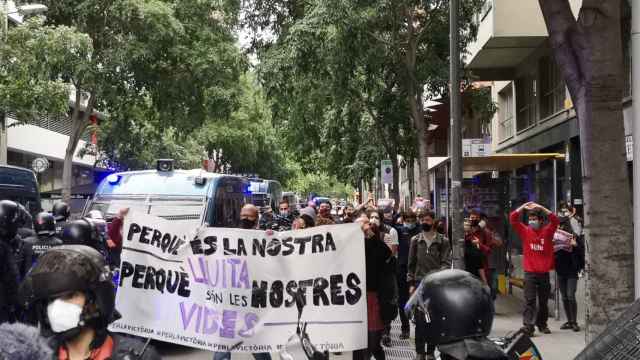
[240,219,257,229]
[421,223,433,232]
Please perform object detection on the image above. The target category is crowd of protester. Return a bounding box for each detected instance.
[0,191,585,360]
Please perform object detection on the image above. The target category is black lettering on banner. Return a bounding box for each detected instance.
[155,269,166,293]
[325,232,337,251]
[282,237,294,256]
[150,230,162,247]
[223,238,236,255]
[251,280,268,308]
[144,266,156,290]
[119,261,134,286]
[132,264,146,288]
[312,277,329,306]
[127,223,141,241]
[169,238,184,255]
[166,270,180,293]
[237,239,248,256]
[330,274,345,305]
[178,272,191,297]
[269,280,284,307]
[294,236,312,254]
[267,239,281,256]
[140,226,151,243]
[285,280,298,307]
[345,273,362,305]
[190,238,204,255]
[253,238,266,257]
[203,236,217,255]
[312,235,324,253]
[161,233,173,253]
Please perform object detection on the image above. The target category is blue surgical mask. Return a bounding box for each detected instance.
[529,220,541,230]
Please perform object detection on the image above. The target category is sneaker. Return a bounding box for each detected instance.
[399,331,410,340]
[538,326,552,334]
[381,334,391,347]
[560,322,573,330]
[572,323,581,332]
[520,325,535,337]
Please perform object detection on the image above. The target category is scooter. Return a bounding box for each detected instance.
[279,289,329,360]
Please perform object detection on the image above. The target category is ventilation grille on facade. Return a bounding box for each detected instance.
[6,111,90,141]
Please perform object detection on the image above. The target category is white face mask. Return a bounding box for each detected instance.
[47,299,83,333]
[478,220,487,229]
[370,218,380,226]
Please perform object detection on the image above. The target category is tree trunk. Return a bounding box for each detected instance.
[539,0,634,340]
[390,155,400,209]
[62,93,96,203]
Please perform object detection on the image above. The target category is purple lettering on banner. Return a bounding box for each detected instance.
[239,261,250,289]
[222,259,228,289]
[199,257,213,287]
[179,302,200,331]
[207,258,219,287]
[203,307,220,335]
[221,310,237,339]
[228,259,241,288]
[187,258,205,285]
[239,313,259,338]
[194,303,204,334]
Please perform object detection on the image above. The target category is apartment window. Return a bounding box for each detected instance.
[498,84,514,141]
[539,57,565,118]
[515,76,537,131]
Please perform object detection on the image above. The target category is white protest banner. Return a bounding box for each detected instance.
[110,212,367,353]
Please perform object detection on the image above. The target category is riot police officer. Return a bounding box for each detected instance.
[62,218,107,258]
[0,201,20,324]
[52,201,71,238]
[22,212,63,263]
[16,203,36,239]
[411,269,507,360]
[0,200,34,281]
[20,245,160,359]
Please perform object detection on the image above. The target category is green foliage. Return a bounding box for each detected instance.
[286,170,354,200]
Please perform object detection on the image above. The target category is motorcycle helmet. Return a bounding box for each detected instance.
[20,245,117,342]
[417,269,494,345]
[62,219,101,250]
[34,212,56,236]
[52,202,71,222]
[0,200,20,238]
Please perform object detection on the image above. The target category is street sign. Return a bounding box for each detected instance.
[32,157,49,173]
[381,159,393,185]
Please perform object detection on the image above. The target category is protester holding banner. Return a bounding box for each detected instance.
[107,207,129,268]
[21,245,160,360]
[407,209,451,360]
[353,213,392,360]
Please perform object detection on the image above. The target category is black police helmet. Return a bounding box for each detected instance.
[34,212,56,236]
[0,200,20,238]
[20,245,117,339]
[62,219,100,250]
[52,202,70,222]
[417,269,494,345]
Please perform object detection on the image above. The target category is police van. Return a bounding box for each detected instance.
[84,160,250,228]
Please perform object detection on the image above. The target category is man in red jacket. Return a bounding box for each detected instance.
[510,201,559,337]
[107,207,129,268]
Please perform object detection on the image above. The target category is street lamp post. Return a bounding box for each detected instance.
[0,1,48,165]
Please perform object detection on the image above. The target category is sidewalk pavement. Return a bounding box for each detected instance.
[491,294,586,360]
[160,294,587,360]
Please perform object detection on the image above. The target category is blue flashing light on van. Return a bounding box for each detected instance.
[86,163,250,228]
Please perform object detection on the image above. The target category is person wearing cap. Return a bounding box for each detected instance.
[20,245,160,359]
